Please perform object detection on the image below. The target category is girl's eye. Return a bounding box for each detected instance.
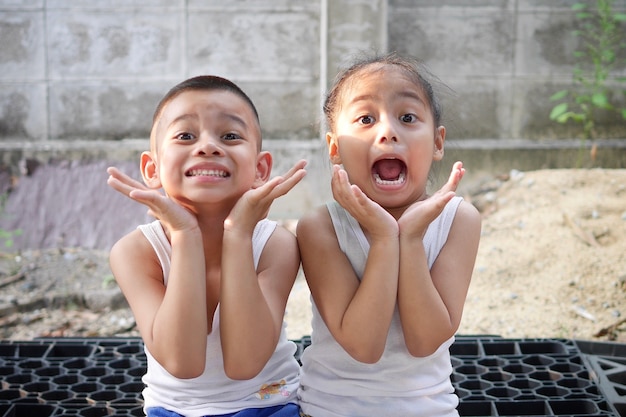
[176,132,194,141]
[401,114,417,123]
[223,132,242,141]
[358,115,375,125]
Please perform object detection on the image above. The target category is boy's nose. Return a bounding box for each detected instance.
[195,136,223,156]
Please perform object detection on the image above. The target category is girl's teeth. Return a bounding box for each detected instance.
[374,172,405,185]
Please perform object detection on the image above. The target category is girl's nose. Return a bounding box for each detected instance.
[377,118,399,143]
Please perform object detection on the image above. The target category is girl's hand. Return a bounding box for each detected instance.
[331,165,398,239]
[224,160,307,233]
[398,161,465,237]
[106,166,199,233]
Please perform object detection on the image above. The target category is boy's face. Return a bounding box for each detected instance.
[327,65,445,210]
[144,89,268,209]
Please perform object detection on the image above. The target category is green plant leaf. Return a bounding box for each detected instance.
[550,103,569,120]
[614,13,626,22]
[591,93,609,108]
[622,108,626,119]
[550,90,569,101]
[572,3,587,11]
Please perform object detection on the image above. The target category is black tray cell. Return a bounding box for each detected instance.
[450,341,481,357]
[2,404,58,417]
[529,370,563,382]
[551,361,584,375]
[536,385,570,398]
[485,386,520,399]
[76,405,110,417]
[457,364,488,376]
[0,343,48,359]
[18,358,46,370]
[34,366,63,378]
[495,400,549,415]
[457,401,495,416]
[483,342,517,356]
[126,365,146,377]
[109,358,141,371]
[523,354,557,367]
[557,377,592,389]
[503,363,534,375]
[509,378,542,390]
[119,381,145,395]
[62,358,93,370]
[0,389,21,401]
[46,344,94,359]
[0,365,15,377]
[483,370,514,383]
[40,389,73,401]
[116,344,143,356]
[21,381,51,393]
[90,389,123,401]
[100,374,127,386]
[71,381,103,394]
[4,373,32,386]
[459,379,493,391]
[52,373,82,387]
[81,366,108,378]
[549,398,601,414]
[519,341,569,355]
[478,357,506,368]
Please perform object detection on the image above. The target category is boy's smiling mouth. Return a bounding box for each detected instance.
[372,158,406,185]
[186,168,230,178]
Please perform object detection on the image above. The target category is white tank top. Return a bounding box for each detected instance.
[138,219,300,417]
[298,197,463,417]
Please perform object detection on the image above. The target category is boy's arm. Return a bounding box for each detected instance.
[220,225,299,380]
[110,227,209,378]
[397,200,481,357]
[219,160,306,380]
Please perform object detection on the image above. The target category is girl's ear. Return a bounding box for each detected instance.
[327,132,342,164]
[253,151,273,188]
[140,151,162,189]
[433,126,446,161]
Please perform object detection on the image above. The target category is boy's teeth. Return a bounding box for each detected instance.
[189,169,227,177]
[374,172,405,185]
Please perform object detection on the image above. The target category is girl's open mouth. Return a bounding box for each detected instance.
[372,158,406,185]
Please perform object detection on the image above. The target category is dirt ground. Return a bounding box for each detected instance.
[1,168,625,343]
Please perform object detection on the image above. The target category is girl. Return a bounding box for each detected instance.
[296,54,481,416]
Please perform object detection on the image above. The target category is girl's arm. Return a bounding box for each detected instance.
[396,163,481,357]
[397,201,480,356]
[107,168,209,379]
[219,160,306,380]
[299,166,400,363]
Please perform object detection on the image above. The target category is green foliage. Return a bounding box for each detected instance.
[0,194,21,249]
[549,0,626,143]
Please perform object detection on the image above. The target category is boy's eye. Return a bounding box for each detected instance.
[401,114,417,123]
[358,115,375,125]
[223,132,242,141]
[176,132,194,141]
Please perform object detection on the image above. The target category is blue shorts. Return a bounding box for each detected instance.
[146,403,301,417]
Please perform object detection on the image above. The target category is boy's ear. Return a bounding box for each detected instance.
[327,132,342,164]
[140,151,162,189]
[253,151,273,188]
[433,126,446,161]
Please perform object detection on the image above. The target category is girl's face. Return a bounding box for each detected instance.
[327,65,445,212]
[144,89,269,211]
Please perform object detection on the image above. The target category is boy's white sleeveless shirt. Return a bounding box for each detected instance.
[137,219,300,417]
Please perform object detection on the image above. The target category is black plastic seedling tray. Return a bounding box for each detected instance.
[0,336,624,416]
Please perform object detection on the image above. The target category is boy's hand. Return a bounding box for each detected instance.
[397,161,465,238]
[107,166,199,233]
[331,165,398,239]
[224,160,307,233]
